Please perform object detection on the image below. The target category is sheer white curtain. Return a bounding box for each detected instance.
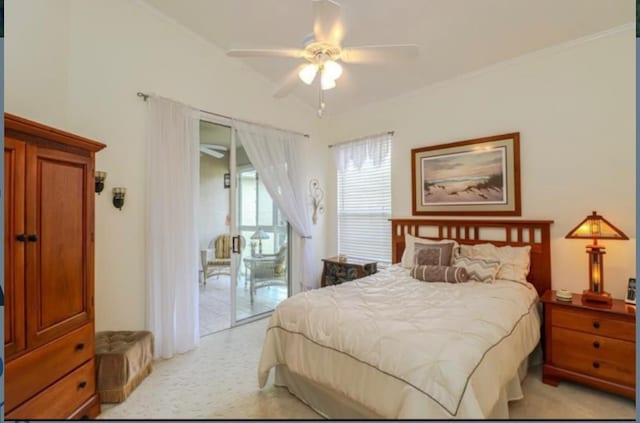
[145,96,200,359]
[333,133,391,172]
[233,120,315,291]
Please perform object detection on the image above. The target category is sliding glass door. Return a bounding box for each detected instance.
[197,119,290,334]
[198,120,233,336]
[230,132,290,324]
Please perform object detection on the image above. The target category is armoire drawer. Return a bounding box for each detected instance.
[6,324,94,411]
[6,359,96,419]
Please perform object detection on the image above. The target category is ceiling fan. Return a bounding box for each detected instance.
[226,0,419,116]
[199,144,228,159]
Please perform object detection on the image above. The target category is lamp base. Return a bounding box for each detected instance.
[582,289,612,305]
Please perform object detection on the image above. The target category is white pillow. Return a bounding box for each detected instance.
[401,233,459,268]
[459,243,531,284]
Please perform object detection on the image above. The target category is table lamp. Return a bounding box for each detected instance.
[251,228,270,256]
[565,211,628,304]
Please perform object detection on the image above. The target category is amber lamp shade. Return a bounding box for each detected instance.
[565,211,628,304]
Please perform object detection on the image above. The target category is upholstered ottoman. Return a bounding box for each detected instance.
[95,331,154,403]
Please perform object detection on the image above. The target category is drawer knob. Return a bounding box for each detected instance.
[593,341,600,349]
[78,380,88,389]
[75,342,85,351]
[593,361,600,369]
[592,321,600,329]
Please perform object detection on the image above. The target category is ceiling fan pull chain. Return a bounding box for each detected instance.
[318,85,326,118]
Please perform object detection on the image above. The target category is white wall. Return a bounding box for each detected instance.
[324,27,635,299]
[5,0,70,128]
[199,155,230,251]
[5,0,330,331]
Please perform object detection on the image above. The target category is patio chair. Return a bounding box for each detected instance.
[200,234,245,285]
[243,244,287,303]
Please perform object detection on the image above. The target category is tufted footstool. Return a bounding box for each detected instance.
[95,331,154,403]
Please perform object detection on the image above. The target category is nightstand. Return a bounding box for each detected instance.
[541,290,636,398]
[320,257,377,287]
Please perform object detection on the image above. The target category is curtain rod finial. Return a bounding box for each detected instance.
[137,92,149,101]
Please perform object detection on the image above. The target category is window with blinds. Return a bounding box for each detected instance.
[337,137,391,264]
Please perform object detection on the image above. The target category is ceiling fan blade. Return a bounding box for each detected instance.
[201,144,228,151]
[273,64,307,99]
[199,146,224,159]
[341,44,419,64]
[227,48,304,59]
[312,0,344,45]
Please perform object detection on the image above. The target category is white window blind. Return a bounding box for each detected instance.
[336,134,392,264]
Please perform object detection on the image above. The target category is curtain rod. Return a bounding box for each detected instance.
[328,130,395,148]
[136,92,310,139]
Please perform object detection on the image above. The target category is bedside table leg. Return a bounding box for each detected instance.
[542,365,559,386]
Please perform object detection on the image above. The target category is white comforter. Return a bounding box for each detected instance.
[258,265,540,419]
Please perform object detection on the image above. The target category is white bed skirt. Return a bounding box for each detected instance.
[275,356,530,420]
[259,269,541,419]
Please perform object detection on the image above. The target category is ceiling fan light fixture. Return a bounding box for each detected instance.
[299,63,319,85]
[323,60,342,80]
[224,0,420,117]
[320,70,336,90]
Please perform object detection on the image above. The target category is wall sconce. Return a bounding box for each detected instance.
[95,171,107,194]
[112,187,126,210]
[309,179,325,225]
[224,173,230,189]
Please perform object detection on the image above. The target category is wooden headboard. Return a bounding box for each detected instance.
[391,219,553,296]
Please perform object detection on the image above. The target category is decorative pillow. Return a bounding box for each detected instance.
[401,233,460,268]
[411,265,468,283]
[459,243,531,284]
[413,242,455,266]
[453,256,501,283]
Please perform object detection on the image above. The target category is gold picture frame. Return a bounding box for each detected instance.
[411,133,521,216]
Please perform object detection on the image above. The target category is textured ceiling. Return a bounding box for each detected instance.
[146,0,633,115]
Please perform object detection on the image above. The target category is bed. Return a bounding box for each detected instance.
[258,219,553,419]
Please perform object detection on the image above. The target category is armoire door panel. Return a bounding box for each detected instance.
[38,158,85,326]
[26,145,93,348]
[5,113,104,419]
[4,138,26,358]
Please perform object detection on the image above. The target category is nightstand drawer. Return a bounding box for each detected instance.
[552,307,635,341]
[551,327,635,386]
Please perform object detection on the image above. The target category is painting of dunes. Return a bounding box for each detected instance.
[411,133,521,216]
[421,147,507,205]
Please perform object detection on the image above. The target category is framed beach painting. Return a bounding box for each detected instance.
[411,133,521,216]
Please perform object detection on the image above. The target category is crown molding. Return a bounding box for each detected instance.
[415,23,634,97]
[334,22,635,117]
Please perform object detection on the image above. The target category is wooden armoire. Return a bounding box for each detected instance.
[4,114,105,419]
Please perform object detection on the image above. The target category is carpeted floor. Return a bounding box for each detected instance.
[99,318,635,420]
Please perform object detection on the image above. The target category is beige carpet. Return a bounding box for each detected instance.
[99,318,635,420]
